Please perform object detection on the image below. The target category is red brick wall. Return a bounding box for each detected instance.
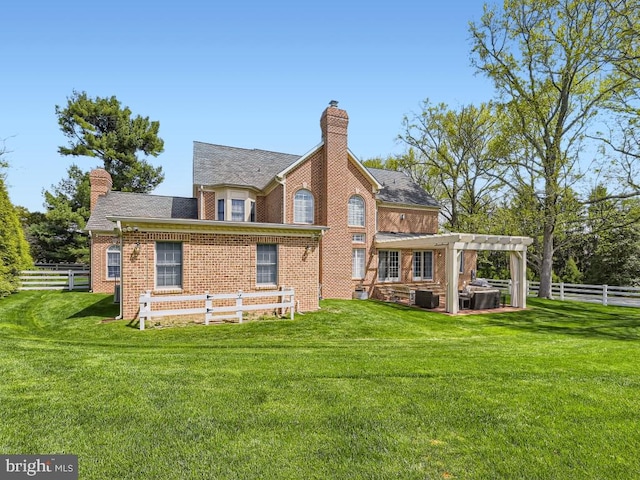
[315,106,379,299]
[90,234,120,294]
[377,206,439,234]
[261,184,284,223]
[119,231,320,319]
[200,191,216,220]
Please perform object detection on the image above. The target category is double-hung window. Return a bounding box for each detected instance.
[352,248,366,279]
[156,242,182,288]
[348,195,365,227]
[293,189,314,224]
[378,250,400,282]
[231,199,245,221]
[106,245,120,279]
[217,199,225,221]
[257,244,278,285]
[413,251,433,281]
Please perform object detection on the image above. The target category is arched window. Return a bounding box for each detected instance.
[348,195,365,226]
[294,189,314,224]
[106,245,121,279]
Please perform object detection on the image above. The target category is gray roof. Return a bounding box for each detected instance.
[86,191,198,232]
[193,141,439,209]
[367,168,440,208]
[193,142,301,190]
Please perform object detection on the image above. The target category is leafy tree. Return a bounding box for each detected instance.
[470,0,640,297]
[398,101,505,232]
[55,90,165,192]
[582,186,640,286]
[0,149,33,296]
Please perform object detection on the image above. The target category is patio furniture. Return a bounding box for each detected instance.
[415,290,439,309]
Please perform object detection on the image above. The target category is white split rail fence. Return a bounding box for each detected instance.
[19,270,90,291]
[138,288,295,330]
[489,279,640,308]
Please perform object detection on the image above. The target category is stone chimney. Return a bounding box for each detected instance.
[89,168,113,211]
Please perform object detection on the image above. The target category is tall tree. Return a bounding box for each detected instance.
[55,90,165,192]
[0,148,33,296]
[398,101,505,232]
[29,165,91,263]
[470,0,640,297]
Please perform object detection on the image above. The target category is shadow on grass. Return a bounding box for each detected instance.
[67,294,120,320]
[487,299,640,341]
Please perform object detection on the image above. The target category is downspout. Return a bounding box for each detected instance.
[276,176,287,223]
[199,185,204,220]
[115,220,123,320]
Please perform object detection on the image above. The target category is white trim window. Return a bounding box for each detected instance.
[257,244,278,285]
[348,195,365,227]
[231,199,245,221]
[352,248,366,279]
[459,251,465,274]
[378,250,400,282]
[217,199,225,221]
[156,242,182,288]
[352,233,365,244]
[293,189,314,224]
[413,250,434,281]
[106,245,120,279]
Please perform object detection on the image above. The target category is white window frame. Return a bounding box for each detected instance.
[231,199,245,222]
[348,195,365,227]
[352,233,365,244]
[413,250,434,281]
[155,242,182,289]
[257,244,278,286]
[293,189,314,224]
[352,248,366,279]
[217,199,225,221]
[459,251,465,274]
[378,250,400,282]
[106,245,121,279]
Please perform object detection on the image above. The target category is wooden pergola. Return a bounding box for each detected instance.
[375,233,534,314]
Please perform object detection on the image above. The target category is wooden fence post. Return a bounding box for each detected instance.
[560,282,565,301]
[205,291,211,325]
[68,271,75,291]
[603,285,608,306]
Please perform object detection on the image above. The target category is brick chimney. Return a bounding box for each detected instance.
[89,168,113,211]
[320,100,349,226]
[319,100,354,299]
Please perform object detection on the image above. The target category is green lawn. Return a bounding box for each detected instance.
[1,291,639,479]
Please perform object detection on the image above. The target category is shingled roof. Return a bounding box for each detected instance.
[86,191,198,232]
[367,168,440,208]
[193,142,438,209]
[193,142,300,190]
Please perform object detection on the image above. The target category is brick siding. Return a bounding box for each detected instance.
[118,231,320,319]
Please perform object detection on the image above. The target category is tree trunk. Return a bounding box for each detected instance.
[538,222,555,298]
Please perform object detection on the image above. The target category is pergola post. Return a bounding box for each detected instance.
[445,245,460,314]
[509,251,528,308]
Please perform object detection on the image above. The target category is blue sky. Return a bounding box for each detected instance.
[1,0,497,212]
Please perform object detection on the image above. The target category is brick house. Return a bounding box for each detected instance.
[86,102,531,320]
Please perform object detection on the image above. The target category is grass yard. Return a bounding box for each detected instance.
[0,291,639,479]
